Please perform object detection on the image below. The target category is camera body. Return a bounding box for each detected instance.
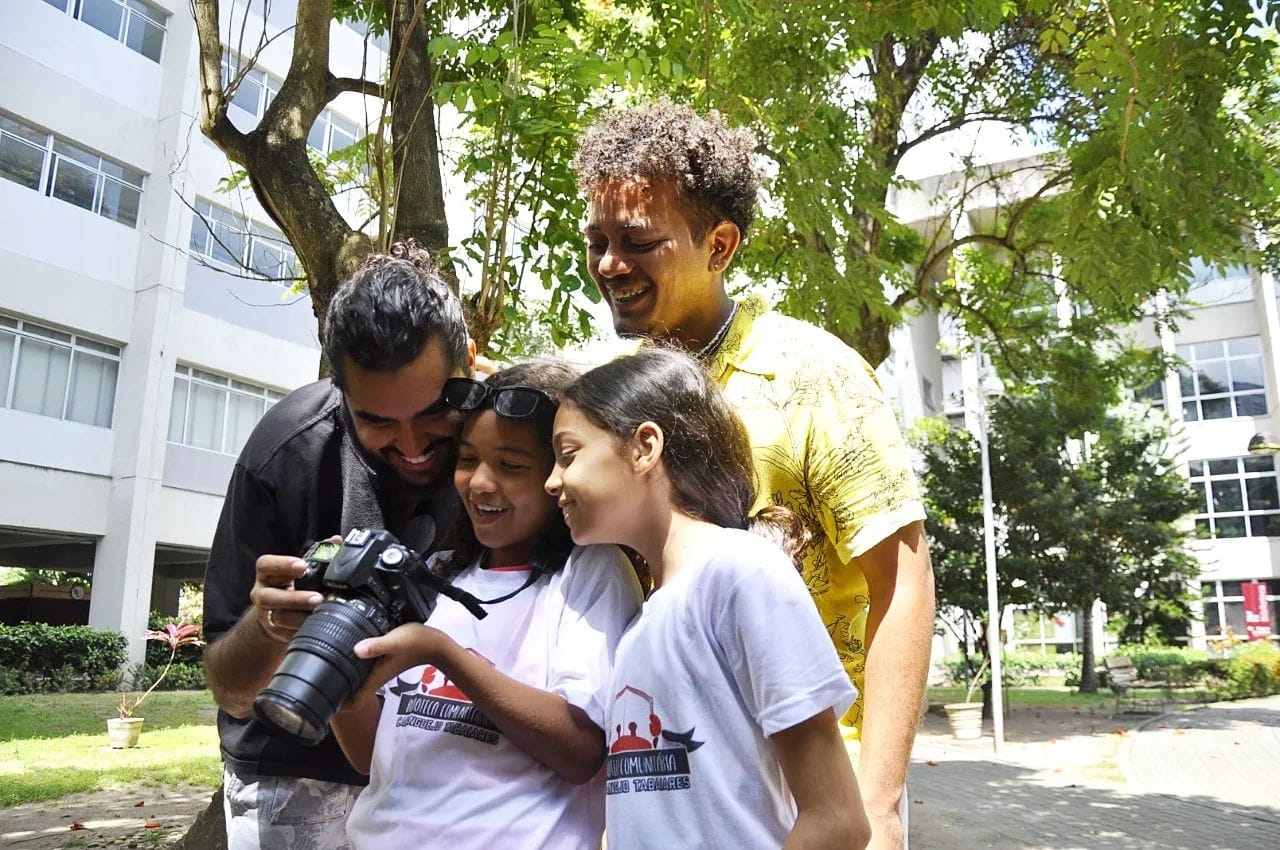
[253,527,485,745]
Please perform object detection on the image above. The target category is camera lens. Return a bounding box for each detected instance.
[253,597,390,744]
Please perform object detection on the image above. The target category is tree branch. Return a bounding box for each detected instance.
[329,75,387,100]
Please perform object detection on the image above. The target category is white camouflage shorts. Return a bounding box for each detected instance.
[223,766,362,850]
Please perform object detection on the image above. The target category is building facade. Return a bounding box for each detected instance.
[0,0,382,662]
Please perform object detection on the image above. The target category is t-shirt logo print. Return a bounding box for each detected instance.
[386,651,501,745]
[605,685,703,795]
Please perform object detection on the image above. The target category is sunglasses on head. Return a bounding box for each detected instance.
[442,377,556,420]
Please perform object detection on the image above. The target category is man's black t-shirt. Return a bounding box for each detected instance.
[203,379,456,786]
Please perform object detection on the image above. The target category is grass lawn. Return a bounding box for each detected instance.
[925,685,1195,709]
[0,690,221,806]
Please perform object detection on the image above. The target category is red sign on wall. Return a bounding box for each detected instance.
[1243,581,1273,642]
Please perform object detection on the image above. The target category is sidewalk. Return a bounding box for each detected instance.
[908,695,1280,849]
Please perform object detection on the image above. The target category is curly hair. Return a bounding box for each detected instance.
[572,101,760,240]
[323,240,469,389]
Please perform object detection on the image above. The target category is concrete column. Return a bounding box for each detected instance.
[88,14,199,665]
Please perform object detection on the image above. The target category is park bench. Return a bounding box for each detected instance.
[1104,655,1172,714]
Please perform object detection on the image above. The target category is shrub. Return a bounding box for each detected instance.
[1213,644,1280,700]
[937,652,1081,687]
[0,623,126,693]
[127,661,206,692]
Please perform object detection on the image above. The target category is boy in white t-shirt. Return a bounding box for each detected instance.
[547,348,870,849]
[332,362,642,850]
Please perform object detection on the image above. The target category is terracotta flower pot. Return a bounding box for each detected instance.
[943,702,984,740]
[107,716,144,749]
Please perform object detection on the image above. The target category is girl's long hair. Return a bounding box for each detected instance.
[436,360,579,579]
[564,347,811,567]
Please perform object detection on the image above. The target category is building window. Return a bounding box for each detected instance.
[1011,609,1082,654]
[221,51,360,154]
[0,113,145,227]
[1177,337,1267,421]
[167,365,284,456]
[1189,456,1280,539]
[1201,580,1279,642]
[43,0,168,62]
[188,198,300,281]
[0,314,120,428]
[222,51,279,121]
[1133,379,1166,410]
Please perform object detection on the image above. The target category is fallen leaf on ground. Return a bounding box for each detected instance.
[926,760,938,766]
[134,800,145,807]
[1113,728,1128,735]
[144,820,162,829]
[69,821,86,831]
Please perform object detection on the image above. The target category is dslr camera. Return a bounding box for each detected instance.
[253,527,487,745]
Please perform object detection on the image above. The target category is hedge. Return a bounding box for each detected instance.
[937,652,1083,687]
[0,623,126,694]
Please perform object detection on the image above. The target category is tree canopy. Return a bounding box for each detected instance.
[191,0,1279,365]
[916,376,1201,692]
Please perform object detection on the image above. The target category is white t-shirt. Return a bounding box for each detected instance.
[346,544,643,850]
[603,527,856,850]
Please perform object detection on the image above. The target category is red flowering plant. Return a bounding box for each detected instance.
[117,623,204,719]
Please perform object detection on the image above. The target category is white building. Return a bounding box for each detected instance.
[0,0,384,662]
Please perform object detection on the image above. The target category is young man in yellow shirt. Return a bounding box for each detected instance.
[573,102,936,850]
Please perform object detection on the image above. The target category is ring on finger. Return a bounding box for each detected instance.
[266,609,276,628]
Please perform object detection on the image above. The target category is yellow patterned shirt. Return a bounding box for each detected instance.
[704,293,926,736]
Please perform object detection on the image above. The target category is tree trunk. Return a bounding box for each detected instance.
[1078,604,1099,693]
[171,785,226,850]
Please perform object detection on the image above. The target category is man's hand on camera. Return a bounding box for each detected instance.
[249,552,325,644]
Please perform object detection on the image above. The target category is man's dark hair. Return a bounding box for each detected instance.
[323,240,469,390]
[572,101,760,240]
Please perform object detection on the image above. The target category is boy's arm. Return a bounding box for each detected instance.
[856,520,935,849]
[774,709,870,850]
[330,693,384,775]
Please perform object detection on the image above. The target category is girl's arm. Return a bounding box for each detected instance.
[353,623,605,784]
[330,692,383,775]
[773,708,871,850]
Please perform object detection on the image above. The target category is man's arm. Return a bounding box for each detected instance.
[202,463,322,718]
[855,520,935,850]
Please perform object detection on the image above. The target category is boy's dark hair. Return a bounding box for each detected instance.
[436,360,580,579]
[572,101,760,241]
[323,240,469,390]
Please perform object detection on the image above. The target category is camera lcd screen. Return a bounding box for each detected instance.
[307,541,342,562]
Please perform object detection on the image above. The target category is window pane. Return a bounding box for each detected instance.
[1204,601,1221,632]
[1230,357,1264,392]
[1188,460,1205,477]
[1182,400,1199,421]
[1244,456,1277,474]
[1235,393,1267,417]
[189,209,212,253]
[1211,479,1243,513]
[168,377,188,442]
[1227,337,1262,356]
[125,14,164,61]
[12,338,70,418]
[1197,361,1230,395]
[99,180,140,227]
[80,0,125,41]
[307,119,328,151]
[1249,514,1280,537]
[1178,366,1195,396]
[231,74,264,116]
[1203,396,1233,419]
[209,224,245,266]
[0,331,13,404]
[66,351,117,427]
[50,158,97,212]
[1208,459,1238,476]
[1222,581,1243,597]
[1194,517,1211,539]
[1190,480,1207,512]
[1215,516,1246,538]
[1223,601,1245,634]
[225,393,264,454]
[0,133,46,190]
[250,238,287,278]
[1192,341,1225,361]
[1247,477,1280,511]
[186,382,226,450]
[43,0,73,10]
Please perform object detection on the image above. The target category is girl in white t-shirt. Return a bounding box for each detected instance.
[333,362,642,850]
[546,347,870,850]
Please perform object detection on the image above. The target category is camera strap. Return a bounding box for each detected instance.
[471,566,544,607]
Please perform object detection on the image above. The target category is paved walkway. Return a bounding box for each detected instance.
[908,695,1280,849]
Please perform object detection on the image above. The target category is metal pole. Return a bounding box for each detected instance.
[975,341,1005,751]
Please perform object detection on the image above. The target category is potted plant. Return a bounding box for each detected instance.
[108,622,204,749]
[943,656,989,740]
